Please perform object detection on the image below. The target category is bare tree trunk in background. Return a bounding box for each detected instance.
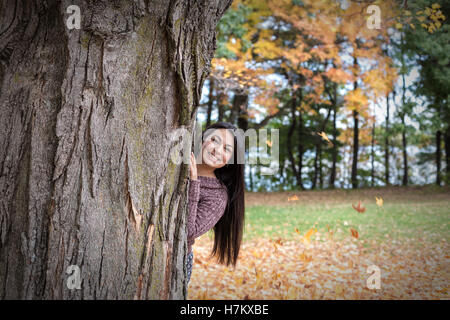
[217,91,225,122]
[400,74,408,186]
[350,54,359,189]
[329,87,338,189]
[385,93,391,186]
[229,92,247,127]
[371,117,375,187]
[445,125,450,185]
[296,111,305,190]
[206,79,214,127]
[287,92,299,188]
[400,34,408,187]
[0,0,231,300]
[319,146,323,189]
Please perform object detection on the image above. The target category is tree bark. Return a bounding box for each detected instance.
[0,0,231,300]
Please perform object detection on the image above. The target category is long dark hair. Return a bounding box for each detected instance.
[200,121,245,268]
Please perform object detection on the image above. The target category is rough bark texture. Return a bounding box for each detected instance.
[0,0,232,300]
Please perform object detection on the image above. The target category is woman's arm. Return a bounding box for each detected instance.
[187,187,228,241]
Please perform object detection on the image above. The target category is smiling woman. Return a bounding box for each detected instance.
[186,122,245,285]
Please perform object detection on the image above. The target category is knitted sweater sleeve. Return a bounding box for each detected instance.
[187,179,228,242]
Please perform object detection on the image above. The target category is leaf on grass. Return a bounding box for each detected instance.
[350,228,359,238]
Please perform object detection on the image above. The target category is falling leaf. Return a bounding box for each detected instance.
[316,131,334,146]
[266,140,273,147]
[352,201,366,213]
[302,228,318,244]
[350,228,359,238]
[375,196,383,208]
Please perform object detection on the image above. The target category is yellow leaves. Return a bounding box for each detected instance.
[297,101,317,116]
[431,3,441,9]
[299,251,313,263]
[235,275,245,286]
[283,46,312,67]
[334,284,344,297]
[316,131,334,147]
[285,286,302,300]
[363,68,394,99]
[323,68,353,84]
[255,266,265,288]
[345,88,369,113]
[295,227,317,244]
[288,195,299,202]
[251,249,262,259]
[417,4,446,33]
[188,231,449,300]
[375,196,384,208]
[253,91,280,114]
[300,228,318,245]
[252,39,283,60]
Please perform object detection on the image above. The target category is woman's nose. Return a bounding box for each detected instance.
[212,147,222,159]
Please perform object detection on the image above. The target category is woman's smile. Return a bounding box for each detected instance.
[207,150,221,163]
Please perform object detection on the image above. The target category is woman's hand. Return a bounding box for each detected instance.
[190,152,198,180]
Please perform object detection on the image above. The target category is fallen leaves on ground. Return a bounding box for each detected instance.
[187,233,449,300]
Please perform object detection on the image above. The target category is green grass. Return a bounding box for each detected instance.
[242,201,449,244]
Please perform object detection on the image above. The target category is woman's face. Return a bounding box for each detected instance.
[201,128,235,169]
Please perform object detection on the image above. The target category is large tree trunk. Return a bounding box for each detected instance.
[0,0,231,300]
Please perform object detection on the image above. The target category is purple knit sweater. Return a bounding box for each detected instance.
[187,175,228,254]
